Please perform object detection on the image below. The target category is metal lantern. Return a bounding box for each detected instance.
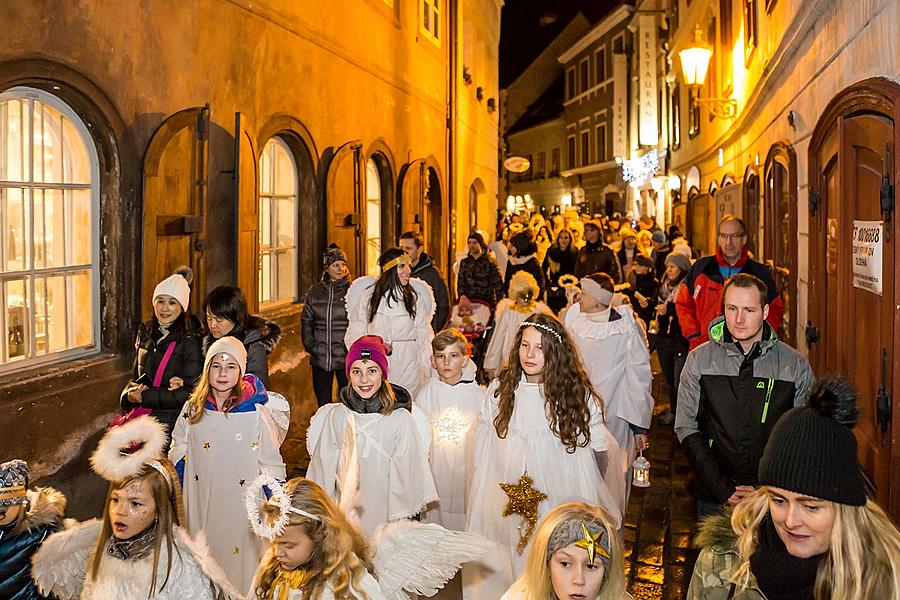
[632,450,651,488]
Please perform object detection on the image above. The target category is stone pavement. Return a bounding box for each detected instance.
[624,376,700,600]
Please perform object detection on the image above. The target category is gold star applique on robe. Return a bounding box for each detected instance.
[500,473,547,554]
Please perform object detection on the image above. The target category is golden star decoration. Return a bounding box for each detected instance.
[574,522,609,564]
[500,473,547,554]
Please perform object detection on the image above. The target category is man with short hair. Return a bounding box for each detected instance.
[457,231,504,308]
[675,273,814,517]
[676,215,784,349]
[399,231,450,332]
[573,219,622,282]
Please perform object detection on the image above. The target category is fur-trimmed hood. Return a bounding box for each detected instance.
[19,487,66,534]
[694,512,738,553]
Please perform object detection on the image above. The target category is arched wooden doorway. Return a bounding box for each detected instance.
[763,142,798,346]
[742,166,760,255]
[808,78,900,519]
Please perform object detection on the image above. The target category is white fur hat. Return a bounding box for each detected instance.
[90,415,167,483]
[205,336,247,376]
[152,267,192,311]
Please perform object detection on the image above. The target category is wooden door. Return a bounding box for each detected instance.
[398,159,425,237]
[324,141,365,277]
[764,145,798,346]
[424,166,443,272]
[142,106,209,318]
[809,80,899,517]
[688,192,714,256]
[233,112,259,313]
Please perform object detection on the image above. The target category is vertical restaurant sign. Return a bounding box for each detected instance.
[851,220,883,295]
[638,14,658,146]
[612,53,627,158]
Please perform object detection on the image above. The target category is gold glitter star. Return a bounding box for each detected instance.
[232,546,240,554]
[194,474,199,481]
[500,473,547,554]
[250,442,259,450]
[574,522,609,564]
[239,479,246,486]
[203,442,210,449]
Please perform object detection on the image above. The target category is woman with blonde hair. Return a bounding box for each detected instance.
[688,377,900,600]
[502,502,630,600]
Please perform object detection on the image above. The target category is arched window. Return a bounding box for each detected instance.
[258,136,298,306]
[365,158,382,276]
[0,87,99,369]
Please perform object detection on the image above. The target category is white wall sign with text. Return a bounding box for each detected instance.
[851,220,883,295]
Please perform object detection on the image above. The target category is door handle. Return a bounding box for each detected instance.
[877,347,892,433]
[805,320,819,347]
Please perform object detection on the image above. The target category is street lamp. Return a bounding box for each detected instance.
[678,26,737,120]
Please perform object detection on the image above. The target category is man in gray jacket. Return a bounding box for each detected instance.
[675,273,814,518]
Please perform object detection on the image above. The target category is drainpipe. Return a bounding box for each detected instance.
[447,0,459,294]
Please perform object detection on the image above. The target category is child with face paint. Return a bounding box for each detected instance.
[0,459,66,600]
[464,314,624,600]
[502,503,629,600]
[168,336,290,593]
[417,328,485,530]
[32,414,239,600]
[121,267,203,433]
[306,335,437,535]
[482,271,552,380]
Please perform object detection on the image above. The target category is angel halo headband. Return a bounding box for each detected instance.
[519,320,563,344]
[382,253,412,272]
[580,277,615,306]
[246,474,321,540]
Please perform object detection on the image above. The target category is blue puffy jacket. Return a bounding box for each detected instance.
[0,487,66,600]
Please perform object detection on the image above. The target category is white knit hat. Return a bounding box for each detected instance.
[152,268,192,311]
[205,336,247,376]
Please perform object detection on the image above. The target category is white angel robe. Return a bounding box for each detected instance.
[416,363,485,530]
[463,379,624,600]
[564,303,653,509]
[345,277,435,397]
[168,382,289,594]
[482,300,552,374]
[306,402,438,535]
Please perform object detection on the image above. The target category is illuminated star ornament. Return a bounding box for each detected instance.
[435,407,469,446]
[574,522,610,564]
[500,473,547,554]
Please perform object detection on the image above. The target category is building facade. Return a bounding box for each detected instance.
[666,0,900,518]
[0,0,501,513]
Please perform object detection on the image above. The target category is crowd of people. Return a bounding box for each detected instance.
[2,212,900,600]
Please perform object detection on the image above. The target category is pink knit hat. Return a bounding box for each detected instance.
[345,335,390,378]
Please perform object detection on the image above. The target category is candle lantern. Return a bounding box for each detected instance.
[632,450,651,488]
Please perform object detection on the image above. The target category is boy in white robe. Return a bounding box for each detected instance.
[417,328,485,531]
[564,273,654,510]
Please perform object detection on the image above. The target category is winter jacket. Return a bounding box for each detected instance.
[458,252,504,308]
[687,513,767,600]
[674,318,814,504]
[626,271,659,325]
[301,276,350,372]
[201,316,281,386]
[574,241,622,282]
[0,487,66,600]
[504,255,546,299]
[675,248,785,349]
[121,316,203,432]
[411,253,450,332]
[542,244,577,312]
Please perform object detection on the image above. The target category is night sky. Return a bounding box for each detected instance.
[500,0,622,87]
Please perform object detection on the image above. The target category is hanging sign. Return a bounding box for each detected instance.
[638,14,659,146]
[851,220,883,295]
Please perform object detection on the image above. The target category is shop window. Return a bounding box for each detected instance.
[421,0,440,44]
[258,136,298,306]
[0,87,99,368]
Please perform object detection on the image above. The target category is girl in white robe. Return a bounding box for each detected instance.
[32,414,240,600]
[564,273,653,511]
[417,328,485,531]
[307,335,438,535]
[483,271,551,379]
[464,314,624,600]
[169,336,289,594]
[345,247,435,398]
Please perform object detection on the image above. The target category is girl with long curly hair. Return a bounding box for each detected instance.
[464,313,624,600]
[688,377,900,600]
[345,247,435,397]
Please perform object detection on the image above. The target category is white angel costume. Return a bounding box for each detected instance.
[463,379,624,600]
[168,374,289,594]
[564,302,653,509]
[31,519,239,600]
[345,276,435,398]
[306,389,438,534]
[417,359,485,530]
[482,300,551,374]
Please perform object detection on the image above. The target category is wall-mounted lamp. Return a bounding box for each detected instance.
[678,26,737,120]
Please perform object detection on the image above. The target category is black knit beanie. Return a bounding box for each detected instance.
[758,377,867,506]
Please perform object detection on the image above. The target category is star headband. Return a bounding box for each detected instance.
[546,519,612,571]
[519,320,562,344]
[580,278,615,306]
[382,254,412,272]
[246,474,321,540]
